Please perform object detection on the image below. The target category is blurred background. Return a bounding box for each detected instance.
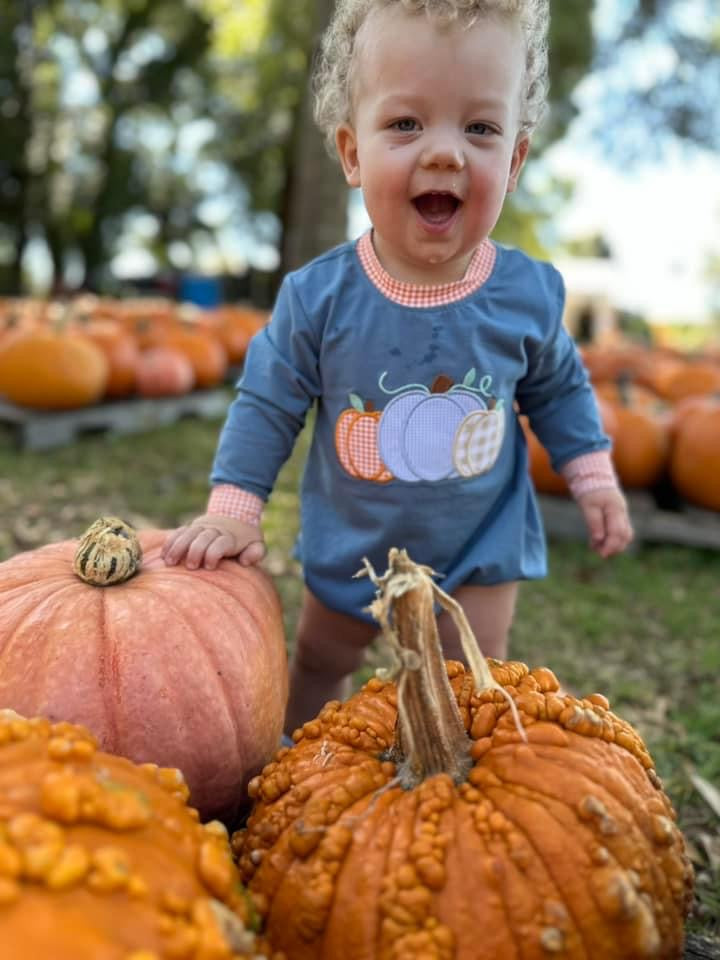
[0,0,718,347]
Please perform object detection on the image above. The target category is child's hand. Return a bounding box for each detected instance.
[161,514,266,570]
[575,488,634,558]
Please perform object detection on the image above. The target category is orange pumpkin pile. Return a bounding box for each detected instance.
[0,296,268,408]
[0,531,697,957]
[526,338,720,511]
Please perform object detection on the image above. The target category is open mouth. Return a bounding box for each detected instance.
[412,192,461,224]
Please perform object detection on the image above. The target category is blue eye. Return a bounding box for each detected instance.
[466,122,491,135]
[392,118,418,132]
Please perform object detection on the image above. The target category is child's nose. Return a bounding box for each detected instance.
[420,133,465,170]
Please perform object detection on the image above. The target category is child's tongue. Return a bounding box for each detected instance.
[414,193,458,223]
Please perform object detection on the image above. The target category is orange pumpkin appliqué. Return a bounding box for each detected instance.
[335,395,393,483]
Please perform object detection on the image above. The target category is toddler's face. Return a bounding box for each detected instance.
[336,8,529,284]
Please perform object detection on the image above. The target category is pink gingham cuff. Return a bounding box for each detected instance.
[561,451,619,500]
[207,484,264,526]
[357,230,495,307]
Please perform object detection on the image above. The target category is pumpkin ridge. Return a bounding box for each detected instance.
[124,573,279,775]
[0,579,96,675]
[481,753,680,955]
[484,782,601,956]
[478,776,597,956]
[460,791,536,960]
[496,740,663,851]
[371,784,402,956]
[492,743,681,920]
[98,584,120,749]
[118,581,245,746]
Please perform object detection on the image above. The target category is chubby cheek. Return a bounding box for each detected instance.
[361,165,410,220]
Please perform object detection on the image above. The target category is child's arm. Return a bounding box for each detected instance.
[162,488,265,569]
[164,274,321,570]
[560,451,634,558]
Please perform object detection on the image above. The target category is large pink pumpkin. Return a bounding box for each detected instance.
[0,524,288,824]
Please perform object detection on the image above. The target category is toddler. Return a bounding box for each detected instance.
[163,0,633,737]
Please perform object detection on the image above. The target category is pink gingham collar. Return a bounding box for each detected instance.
[356,230,496,307]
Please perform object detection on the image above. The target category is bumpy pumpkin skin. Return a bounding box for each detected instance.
[0,530,288,824]
[235,661,693,960]
[0,711,270,960]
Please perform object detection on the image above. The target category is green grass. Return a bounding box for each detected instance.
[1,409,718,937]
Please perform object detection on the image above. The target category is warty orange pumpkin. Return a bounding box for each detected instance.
[234,550,693,960]
[0,518,288,826]
[0,709,278,960]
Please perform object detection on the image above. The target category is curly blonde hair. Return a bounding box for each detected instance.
[313,0,549,152]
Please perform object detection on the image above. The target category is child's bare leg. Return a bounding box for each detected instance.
[285,588,376,737]
[436,581,518,663]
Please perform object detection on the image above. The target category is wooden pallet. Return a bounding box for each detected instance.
[0,388,230,451]
[539,491,720,551]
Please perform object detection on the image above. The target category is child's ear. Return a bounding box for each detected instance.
[506,135,530,193]
[336,124,361,187]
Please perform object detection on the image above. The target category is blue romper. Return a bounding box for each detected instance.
[211,236,609,622]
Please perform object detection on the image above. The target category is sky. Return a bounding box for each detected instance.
[541,137,720,325]
[542,0,720,325]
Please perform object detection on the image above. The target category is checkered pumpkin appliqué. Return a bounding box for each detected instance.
[334,395,392,483]
[453,407,505,477]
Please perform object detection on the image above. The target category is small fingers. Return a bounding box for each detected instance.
[597,507,634,558]
[583,504,606,551]
[238,539,266,566]
[202,533,241,570]
[184,527,227,570]
[162,526,198,565]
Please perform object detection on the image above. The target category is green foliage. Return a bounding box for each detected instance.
[0,0,215,293]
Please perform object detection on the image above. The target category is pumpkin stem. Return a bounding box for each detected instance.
[72,517,143,586]
[362,549,526,789]
[361,550,467,788]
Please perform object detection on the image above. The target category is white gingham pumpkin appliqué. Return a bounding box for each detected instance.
[453,407,505,477]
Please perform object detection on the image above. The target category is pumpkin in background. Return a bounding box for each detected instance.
[0,519,288,825]
[234,551,693,960]
[595,379,669,489]
[0,327,108,409]
[205,306,268,365]
[520,396,618,497]
[0,709,274,960]
[150,324,229,389]
[135,346,196,396]
[669,396,720,510]
[654,360,720,404]
[71,317,141,399]
[610,404,669,489]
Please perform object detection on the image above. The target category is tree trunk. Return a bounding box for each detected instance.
[279,0,349,276]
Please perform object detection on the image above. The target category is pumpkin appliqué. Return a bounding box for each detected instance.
[453,400,506,477]
[334,394,392,483]
[334,369,506,484]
